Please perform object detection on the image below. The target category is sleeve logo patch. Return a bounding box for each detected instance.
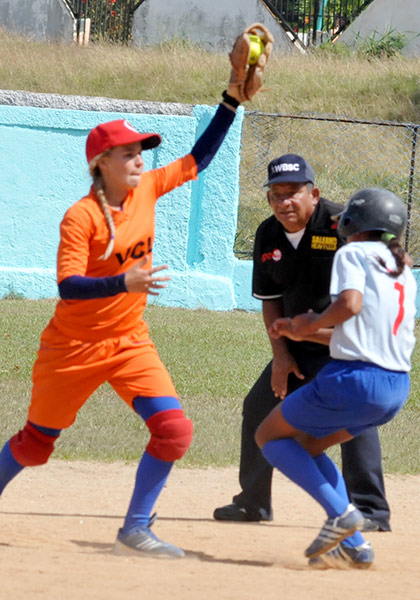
[311,236,337,251]
[261,248,282,263]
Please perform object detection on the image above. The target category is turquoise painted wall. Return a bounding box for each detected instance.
[2,102,419,315]
[0,103,260,312]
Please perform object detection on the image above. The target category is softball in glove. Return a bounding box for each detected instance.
[227,23,274,102]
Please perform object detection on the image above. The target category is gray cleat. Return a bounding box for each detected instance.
[113,516,185,558]
[308,541,375,570]
[305,504,364,558]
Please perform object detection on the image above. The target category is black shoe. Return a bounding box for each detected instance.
[213,503,273,522]
[362,518,391,532]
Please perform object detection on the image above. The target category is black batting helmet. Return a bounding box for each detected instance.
[337,188,407,239]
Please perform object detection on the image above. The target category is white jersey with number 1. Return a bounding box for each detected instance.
[329,241,417,372]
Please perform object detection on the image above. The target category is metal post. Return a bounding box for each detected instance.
[312,0,320,45]
[405,125,418,251]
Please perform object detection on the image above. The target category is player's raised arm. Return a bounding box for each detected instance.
[184,23,274,175]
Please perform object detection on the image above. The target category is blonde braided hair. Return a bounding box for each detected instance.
[89,153,116,260]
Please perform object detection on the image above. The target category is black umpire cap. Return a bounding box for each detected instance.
[264,153,315,187]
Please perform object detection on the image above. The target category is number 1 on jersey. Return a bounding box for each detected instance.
[393,282,405,335]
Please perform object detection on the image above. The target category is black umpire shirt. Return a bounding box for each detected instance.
[252,197,345,359]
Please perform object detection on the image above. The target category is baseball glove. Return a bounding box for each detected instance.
[227,23,274,103]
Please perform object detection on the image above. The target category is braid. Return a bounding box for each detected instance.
[374,232,407,277]
[383,238,406,277]
[89,158,115,261]
[95,187,115,260]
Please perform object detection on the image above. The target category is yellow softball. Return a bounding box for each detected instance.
[248,34,265,65]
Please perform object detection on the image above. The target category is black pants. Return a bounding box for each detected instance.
[233,358,391,529]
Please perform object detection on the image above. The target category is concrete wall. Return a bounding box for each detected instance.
[339,0,420,57]
[0,0,74,42]
[0,0,295,52]
[0,90,259,312]
[133,0,295,53]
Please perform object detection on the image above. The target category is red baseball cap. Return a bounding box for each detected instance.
[86,119,162,164]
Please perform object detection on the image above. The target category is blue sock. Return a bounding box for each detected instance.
[122,451,173,533]
[262,438,349,517]
[0,441,24,495]
[314,453,365,548]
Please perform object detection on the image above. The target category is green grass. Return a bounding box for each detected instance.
[0,298,419,473]
[1,28,420,123]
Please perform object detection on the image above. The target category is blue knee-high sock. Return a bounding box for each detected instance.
[0,441,24,495]
[314,453,365,548]
[262,438,349,517]
[122,451,173,533]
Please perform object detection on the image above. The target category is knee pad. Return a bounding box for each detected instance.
[146,409,193,462]
[9,422,60,466]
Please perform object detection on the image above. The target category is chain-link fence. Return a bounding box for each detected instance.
[236,111,420,265]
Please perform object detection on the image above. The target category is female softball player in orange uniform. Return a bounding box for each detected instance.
[255,188,417,569]
[0,65,256,556]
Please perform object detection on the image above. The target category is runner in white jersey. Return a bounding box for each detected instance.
[330,240,416,371]
[252,188,417,570]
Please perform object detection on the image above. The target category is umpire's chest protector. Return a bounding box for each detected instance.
[252,198,344,318]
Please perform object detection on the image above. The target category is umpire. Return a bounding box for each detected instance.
[214,153,390,531]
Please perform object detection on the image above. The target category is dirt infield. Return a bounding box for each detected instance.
[1,461,419,600]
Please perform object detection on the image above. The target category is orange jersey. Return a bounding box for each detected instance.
[47,154,197,342]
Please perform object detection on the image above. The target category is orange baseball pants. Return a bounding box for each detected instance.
[28,324,178,430]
